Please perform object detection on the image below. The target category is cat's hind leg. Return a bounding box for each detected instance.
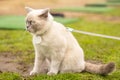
[60,61,85,74]
[60,50,85,74]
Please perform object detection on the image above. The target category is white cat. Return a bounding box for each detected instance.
[25,7,115,76]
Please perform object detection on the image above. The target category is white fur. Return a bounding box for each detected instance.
[25,8,85,75]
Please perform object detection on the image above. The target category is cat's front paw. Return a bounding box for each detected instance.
[30,70,38,75]
[47,71,57,76]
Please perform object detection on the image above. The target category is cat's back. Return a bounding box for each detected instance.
[52,21,66,31]
[52,21,79,46]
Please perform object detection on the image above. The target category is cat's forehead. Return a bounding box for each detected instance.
[25,8,53,21]
[26,9,44,18]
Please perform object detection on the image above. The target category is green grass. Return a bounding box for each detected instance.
[0,72,120,80]
[104,8,120,16]
[67,19,120,37]
[107,0,120,3]
[0,16,78,30]
[24,72,120,80]
[0,72,22,80]
[53,7,112,13]
[53,7,120,16]
[0,8,120,79]
[0,16,25,30]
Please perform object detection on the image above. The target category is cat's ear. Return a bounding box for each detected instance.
[25,7,34,13]
[38,8,50,18]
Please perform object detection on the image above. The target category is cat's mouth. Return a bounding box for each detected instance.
[26,26,39,34]
[26,27,35,33]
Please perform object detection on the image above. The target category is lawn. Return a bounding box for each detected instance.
[53,7,112,13]
[0,8,120,79]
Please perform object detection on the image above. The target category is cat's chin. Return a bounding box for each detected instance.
[27,29,42,35]
[27,28,36,34]
[29,31,42,36]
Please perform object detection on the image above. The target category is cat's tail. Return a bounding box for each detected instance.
[84,61,115,75]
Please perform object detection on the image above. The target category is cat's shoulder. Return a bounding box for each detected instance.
[53,21,66,29]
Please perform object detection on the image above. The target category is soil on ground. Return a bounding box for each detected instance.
[0,52,32,76]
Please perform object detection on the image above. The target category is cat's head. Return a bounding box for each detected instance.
[25,7,53,35]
